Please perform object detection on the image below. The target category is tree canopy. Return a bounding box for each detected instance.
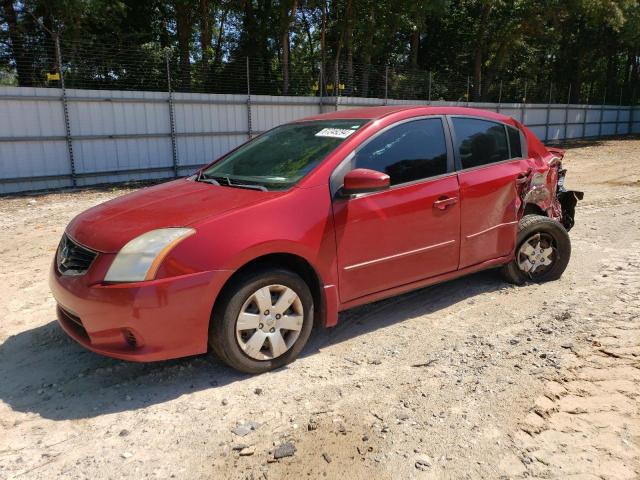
[1,0,638,103]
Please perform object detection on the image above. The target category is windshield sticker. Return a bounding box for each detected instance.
[315,128,356,139]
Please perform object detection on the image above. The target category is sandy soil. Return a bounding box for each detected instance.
[0,138,638,480]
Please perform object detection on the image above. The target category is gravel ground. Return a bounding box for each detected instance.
[0,137,639,480]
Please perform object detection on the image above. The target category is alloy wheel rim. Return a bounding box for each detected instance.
[235,284,304,361]
[516,232,557,278]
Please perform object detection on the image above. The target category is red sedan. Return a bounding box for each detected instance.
[50,106,582,373]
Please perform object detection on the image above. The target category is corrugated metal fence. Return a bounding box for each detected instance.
[1,86,638,194]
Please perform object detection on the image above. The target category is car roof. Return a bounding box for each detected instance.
[296,105,514,124]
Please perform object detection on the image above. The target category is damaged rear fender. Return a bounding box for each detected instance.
[517,155,582,231]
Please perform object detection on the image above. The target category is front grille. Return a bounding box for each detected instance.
[56,234,97,276]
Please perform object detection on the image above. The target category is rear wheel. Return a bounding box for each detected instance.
[501,214,571,285]
[209,268,314,374]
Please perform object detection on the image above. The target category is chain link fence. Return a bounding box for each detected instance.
[1,35,638,194]
[1,36,638,106]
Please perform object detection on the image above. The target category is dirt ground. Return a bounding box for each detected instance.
[0,138,639,480]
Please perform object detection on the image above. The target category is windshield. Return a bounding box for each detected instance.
[200,119,368,190]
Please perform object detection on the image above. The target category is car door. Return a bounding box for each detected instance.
[448,116,532,269]
[331,117,460,303]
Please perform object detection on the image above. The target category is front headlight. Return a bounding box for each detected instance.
[104,228,195,283]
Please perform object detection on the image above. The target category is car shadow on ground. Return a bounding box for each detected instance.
[0,270,508,421]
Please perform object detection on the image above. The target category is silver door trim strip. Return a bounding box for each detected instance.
[344,239,456,271]
[465,221,518,240]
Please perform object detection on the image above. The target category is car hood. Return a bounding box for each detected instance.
[67,179,280,253]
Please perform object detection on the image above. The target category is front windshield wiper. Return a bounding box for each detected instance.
[197,173,268,191]
[196,175,220,186]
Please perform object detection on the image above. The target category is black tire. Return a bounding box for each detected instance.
[501,214,571,285]
[209,267,314,374]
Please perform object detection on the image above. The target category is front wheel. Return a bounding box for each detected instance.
[209,268,314,374]
[501,214,571,285]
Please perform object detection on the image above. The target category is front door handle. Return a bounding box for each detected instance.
[433,196,458,210]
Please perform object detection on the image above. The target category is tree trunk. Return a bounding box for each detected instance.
[3,0,33,86]
[482,37,511,99]
[472,3,492,101]
[410,29,419,68]
[199,0,211,82]
[281,0,298,95]
[213,8,227,69]
[345,2,353,95]
[320,0,327,96]
[300,7,315,68]
[360,6,375,97]
[333,4,345,96]
[158,2,171,49]
[174,1,193,90]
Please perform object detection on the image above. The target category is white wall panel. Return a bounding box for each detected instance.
[0,87,636,194]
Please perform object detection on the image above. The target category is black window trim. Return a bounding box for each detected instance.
[505,123,527,160]
[445,115,528,173]
[330,115,456,198]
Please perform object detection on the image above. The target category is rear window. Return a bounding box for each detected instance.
[452,118,509,169]
[507,126,522,158]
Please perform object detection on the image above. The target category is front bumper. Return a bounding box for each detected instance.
[50,258,231,362]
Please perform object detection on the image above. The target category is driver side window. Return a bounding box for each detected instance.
[353,118,448,186]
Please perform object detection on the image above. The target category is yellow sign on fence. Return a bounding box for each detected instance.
[47,72,60,81]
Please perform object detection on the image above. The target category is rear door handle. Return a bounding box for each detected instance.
[433,196,458,210]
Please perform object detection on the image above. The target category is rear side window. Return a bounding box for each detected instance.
[354,118,448,185]
[452,118,509,169]
[507,126,522,158]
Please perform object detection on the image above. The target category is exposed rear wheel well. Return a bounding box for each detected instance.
[214,253,324,328]
[523,203,546,217]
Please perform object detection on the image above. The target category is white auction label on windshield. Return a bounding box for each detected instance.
[315,128,356,139]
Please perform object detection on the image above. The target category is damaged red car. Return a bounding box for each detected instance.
[50,106,582,373]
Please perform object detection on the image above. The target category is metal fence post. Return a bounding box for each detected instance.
[614,88,622,135]
[165,51,179,177]
[544,83,552,142]
[521,81,528,124]
[564,84,571,140]
[319,62,324,113]
[496,80,502,113]
[54,34,76,187]
[597,91,605,137]
[246,57,252,139]
[427,71,432,104]
[384,65,389,105]
[628,88,636,134]
[466,76,470,106]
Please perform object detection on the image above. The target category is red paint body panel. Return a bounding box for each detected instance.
[343,168,390,193]
[67,179,279,253]
[50,255,231,361]
[332,175,460,302]
[458,159,529,268]
[50,106,566,362]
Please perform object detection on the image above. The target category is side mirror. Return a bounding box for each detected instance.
[342,168,390,196]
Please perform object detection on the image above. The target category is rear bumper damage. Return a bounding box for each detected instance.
[556,164,583,231]
[557,188,584,231]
